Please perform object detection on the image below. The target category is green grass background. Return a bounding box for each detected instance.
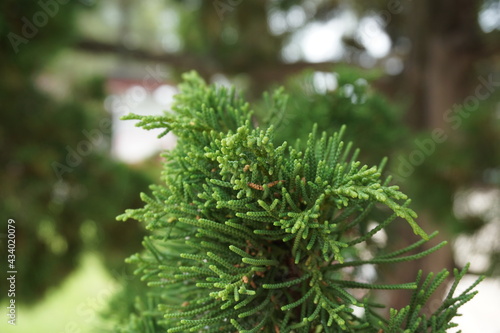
[1,253,117,333]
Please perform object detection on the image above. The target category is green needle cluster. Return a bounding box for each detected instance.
[116,72,481,333]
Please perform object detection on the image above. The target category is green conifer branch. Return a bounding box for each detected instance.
[115,71,482,333]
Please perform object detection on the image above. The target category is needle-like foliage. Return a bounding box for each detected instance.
[116,72,481,333]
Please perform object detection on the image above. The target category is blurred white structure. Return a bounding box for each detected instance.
[449,275,500,333]
[105,75,178,163]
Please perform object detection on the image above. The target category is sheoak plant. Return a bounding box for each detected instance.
[116,72,481,332]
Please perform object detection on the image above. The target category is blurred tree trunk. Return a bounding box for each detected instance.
[404,0,481,131]
[386,0,483,312]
